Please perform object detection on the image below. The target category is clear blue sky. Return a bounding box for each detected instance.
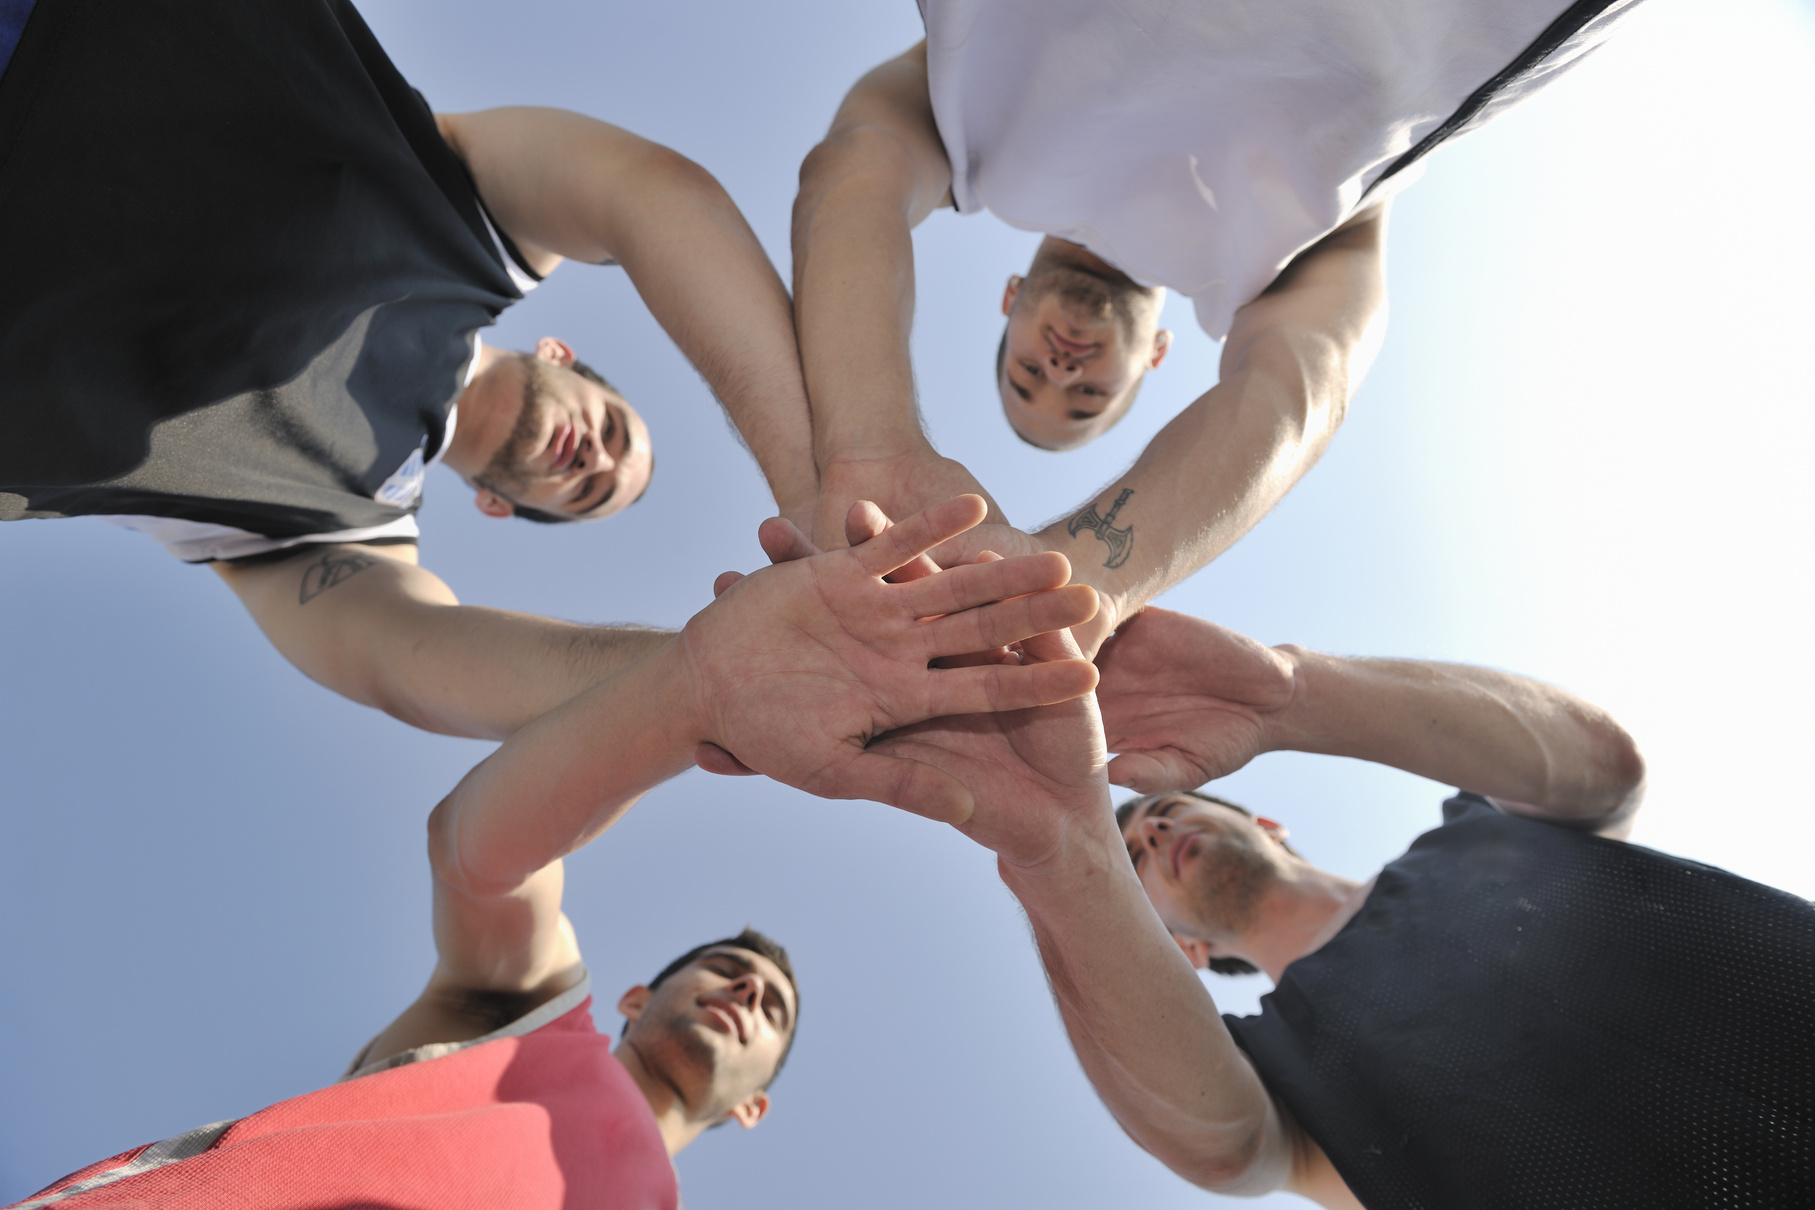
[2,0,1811,1205]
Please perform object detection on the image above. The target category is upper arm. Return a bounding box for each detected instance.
[212,543,457,724]
[798,41,953,229]
[437,106,717,271]
[1223,203,1392,410]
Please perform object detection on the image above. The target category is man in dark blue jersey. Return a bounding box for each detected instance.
[0,0,816,740]
[865,604,1812,1208]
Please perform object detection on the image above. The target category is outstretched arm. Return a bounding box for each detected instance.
[1096,607,1647,836]
[439,107,818,524]
[939,207,1390,654]
[791,42,1008,545]
[359,497,1100,1061]
[214,543,670,740]
[866,633,1309,1199]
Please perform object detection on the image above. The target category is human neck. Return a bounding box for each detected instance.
[1236,867,1372,983]
[442,340,515,478]
[612,1041,708,1157]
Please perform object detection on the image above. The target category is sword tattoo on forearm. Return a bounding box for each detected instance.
[1068,488,1135,569]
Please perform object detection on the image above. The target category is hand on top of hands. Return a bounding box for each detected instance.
[684,495,1100,824]
[812,448,1010,553]
[1093,606,1298,793]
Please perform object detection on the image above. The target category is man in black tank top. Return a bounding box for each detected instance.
[867,604,1811,1209]
[0,0,817,741]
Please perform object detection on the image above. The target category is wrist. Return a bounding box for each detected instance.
[1262,643,1329,755]
[995,802,1134,908]
[814,430,936,474]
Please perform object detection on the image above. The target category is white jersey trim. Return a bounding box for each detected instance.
[340,970,595,1082]
[99,513,422,563]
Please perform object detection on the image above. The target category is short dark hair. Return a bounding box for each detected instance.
[643,928,800,1084]
[510,357,639,525]
[1115,790,1265,977]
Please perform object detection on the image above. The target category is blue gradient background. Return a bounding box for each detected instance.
[3,0,1812,1205]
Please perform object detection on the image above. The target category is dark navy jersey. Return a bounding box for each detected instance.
[1226,794,1815,1209]
[0,0,537,552]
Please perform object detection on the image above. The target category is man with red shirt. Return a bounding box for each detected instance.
[7,497,1101,1209]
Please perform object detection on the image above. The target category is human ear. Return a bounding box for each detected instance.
[473,489,515,519]
[534,336,576,367]
[1256,817,1291,845]
[1149,328,1173,370]
[1000,275,1022,316]
[727,1090,771,1129]
[616,985,652,1025]
[1172,934,1213,970]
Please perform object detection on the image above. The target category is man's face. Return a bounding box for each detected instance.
[618,946,797,1128]
[998,265,1170,450]
[473,348,653,521]
[1120,795,1284,943]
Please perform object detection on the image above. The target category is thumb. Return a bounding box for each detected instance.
[696,742,760,776]
[758,516,820,565]
[1106,750,1205,794]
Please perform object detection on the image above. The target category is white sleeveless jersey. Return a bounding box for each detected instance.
[922,0,1643,338]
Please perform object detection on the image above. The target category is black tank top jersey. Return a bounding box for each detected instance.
[0,0,528,539]
[1225,794,1814,1209]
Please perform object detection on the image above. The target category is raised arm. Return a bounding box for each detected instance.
[213,543,671,740]
[1096,607,1647,836]
[865,632,1307,1199]
[940,207,1390,654]
[358,497,1100,1061]
[791,43,1007,545]
[438,106,818,523]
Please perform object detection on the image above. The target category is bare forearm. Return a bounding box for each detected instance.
[431,639,701,896]
[1268,649,1646,825]
[792,134,940,464]
[613,156,819,518]
[1002,819,1286,1192]
[1043,351,1346,653]
[217,548,673,740]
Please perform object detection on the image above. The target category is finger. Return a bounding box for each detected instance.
[1016,623,1087,664]
[920,657,1101,717]
[758,516,820,566]
[712,570,745,598]
[919,584,1099,657]
[812,750,976,825]
[896,550,1072,619]
[846,500,942,583]
[849,494,988,578]
[1106,750,1203,794]
[931,647,1021,669]
[696,742,761,776]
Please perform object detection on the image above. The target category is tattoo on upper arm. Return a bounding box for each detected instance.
[1068,488,1136,569]
[299,550,380,604]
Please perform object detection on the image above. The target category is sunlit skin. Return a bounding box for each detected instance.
[443,335,654,521]
[1119,794,1365,980]
[998,238,1172,450]
[614,946,797,1155]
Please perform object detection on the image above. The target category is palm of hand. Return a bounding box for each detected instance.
[682,501,1100,820]
[1094,607,1296,792]
[814,451,1008,552]
[871,688,1109,869]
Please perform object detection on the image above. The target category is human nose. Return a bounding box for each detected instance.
[1139,816,1172,848]
[726,972,764,1011]
[1045,354,1082,387]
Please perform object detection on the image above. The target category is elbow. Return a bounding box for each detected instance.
[1585,713,1647,817]
[427,790,516,899]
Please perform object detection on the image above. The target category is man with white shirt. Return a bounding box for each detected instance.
[0,0,816,738]
[793,0,1643,653]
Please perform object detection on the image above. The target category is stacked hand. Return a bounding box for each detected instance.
[683,495,1100,823]
[1093,606,1297,792]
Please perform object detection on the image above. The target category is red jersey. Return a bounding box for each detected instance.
[12,991,678,1210]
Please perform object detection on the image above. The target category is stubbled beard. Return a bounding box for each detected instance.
[1019,263,1146,343]
[1181,830,1275,938]
[474,358,554,499]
